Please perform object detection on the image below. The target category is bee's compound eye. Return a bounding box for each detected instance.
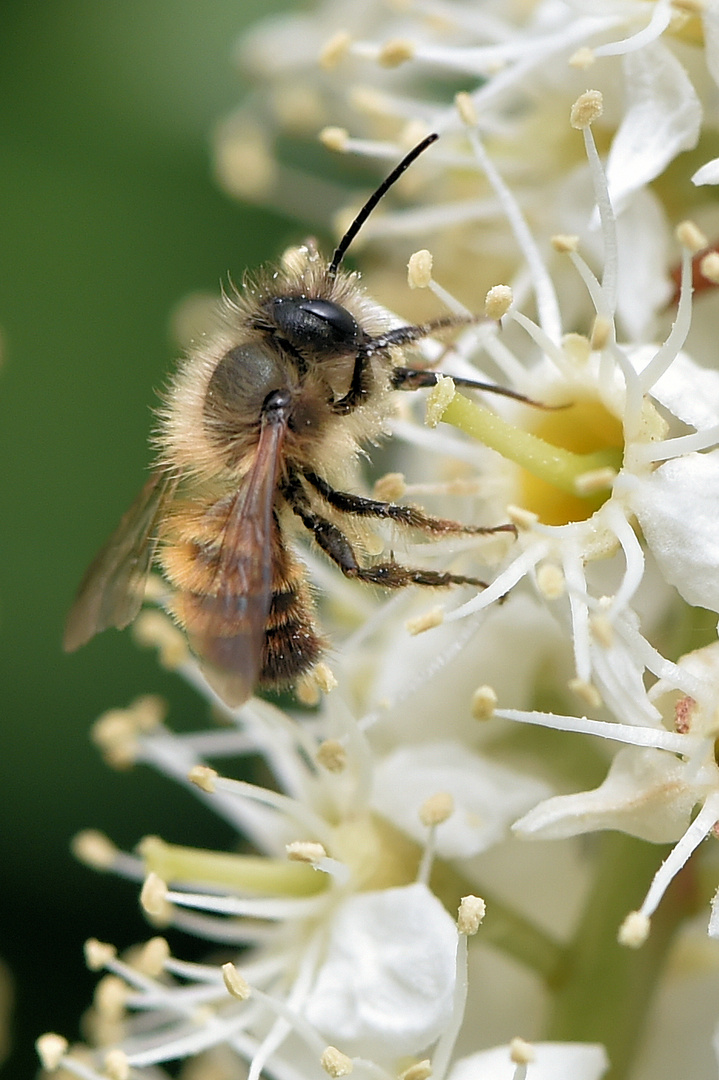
[298,299,359,340]
[268,297,361,351]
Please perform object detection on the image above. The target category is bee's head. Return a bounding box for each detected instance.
[263,296,365,357]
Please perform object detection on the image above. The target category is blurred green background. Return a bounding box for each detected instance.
[0,2,297,1074]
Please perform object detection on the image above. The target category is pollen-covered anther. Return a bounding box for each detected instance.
[322,1046,354,1077]
[296,662,338,705]
[674,695,696,734]
[71,829,118,870]
[400,1061,432,1080]
[36,1033,69,1071]
[506,504,539,529]
[133,610,189,669]
[510,1038,536,1065]
[425,375,455,428]
[675,219,708,253]
[420,791,455,827]
[378,38,415,67]
[485,284,513,319]
[700,251,719,285]
[222,962,251,1001]
[319,30,352,70]
[134,936,170,977]
[574,466,617,496]
[406,606,444,635]
[91,710,139,769]
[455,91,478,126]
[590,614,614,649]
[320,126,350,153]
[471,684,497,720]
[94,975,129,1020]
[317,739,348,773]
[618,910,650,948]
[569,46,595,69]
[189,764,218,793]
[458,894,486,935]
[287,840,327,864]
[536,563,565,599]
[408,249,433,289]
[569,678,603,709]
[84,938,117,972]
[562,332,592,366]
[104,1047,130,1080]
[141,872,171,920]
[551,233,579,253]
[373,472,406,501]
[570,89,603,129]
[590,315,611,350]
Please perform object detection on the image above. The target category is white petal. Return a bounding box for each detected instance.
[606,42,701,212]
[615,190,671,338]
[692,158,719,186]
[304,883,457,1058]
[449,1041,609,1080]
[372,742,551,858]
[628,347,719,429]
[629,451,719,612]
[513,747,717,843]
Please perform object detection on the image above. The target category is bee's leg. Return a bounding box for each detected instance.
[332,351,374,415]
[391,366,557,407]
[301,469,515,538]
[283,476,488,589]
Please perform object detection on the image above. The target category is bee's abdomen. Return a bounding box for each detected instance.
[158,505,325,692]
[260,569,325,688]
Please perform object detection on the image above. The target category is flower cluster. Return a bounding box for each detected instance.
[39,3,719,1080]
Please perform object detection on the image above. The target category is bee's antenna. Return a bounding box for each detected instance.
[328,133,439,279]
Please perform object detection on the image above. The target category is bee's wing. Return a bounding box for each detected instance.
[186,414,287,708]
[64,470,178,652]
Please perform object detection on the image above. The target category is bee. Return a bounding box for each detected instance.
[64,133,523,708]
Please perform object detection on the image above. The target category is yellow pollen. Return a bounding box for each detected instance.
[84,939,117,971]
[455,91,478,126]
[188,764,217,793]
[471,684,497,720]
[420,791,454,826]
[133,937,170,977]
[223,962,251,1000]
[676,219,708,252]
[373,471,406,500]
[700,251,719,284]
[406,606,444,635]
[510,1038,535,1065]
[319,31,352,69]
[322,1046,354,1077]
[618,911,650,948]
[319,126,349,153]
[36,1033,69,1071]
[570,89,603,129]
[569,46,595,69]
[378,38,415,67]
[485,284,513,319]
[458,894,486,935]
[400,1062,433,1080]
[569,678,603,710]
[408,249,433,289]
[71,829,118,870]
[104,1048,130,1080]
[317,739,348,773]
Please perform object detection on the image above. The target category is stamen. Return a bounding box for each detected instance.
[592,1,673,56]
[432,897,484,1080]
[417,792,455,885]
[495,708,704,755]
[638,240,694,392]
[621,790,719,943]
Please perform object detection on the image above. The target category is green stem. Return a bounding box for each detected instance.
[547,833,696,1080]
[439,391,622,495]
